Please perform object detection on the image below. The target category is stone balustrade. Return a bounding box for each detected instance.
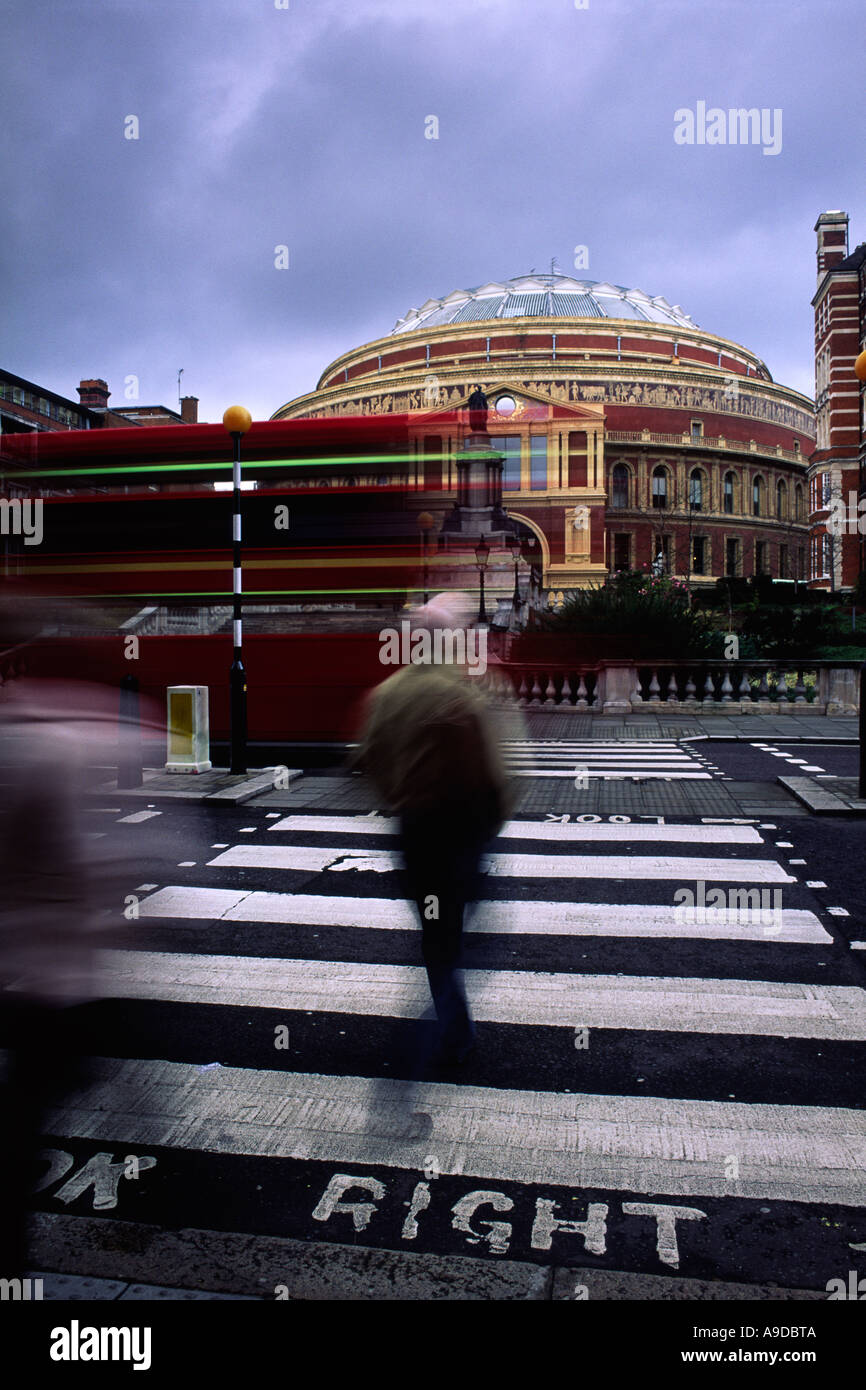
[604,429,804,467]
[498,659,861,715]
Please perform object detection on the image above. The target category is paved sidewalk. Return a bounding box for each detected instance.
[519,712,858,742]
[24,1216,828,1302]
[779,774,866,816]
[89,714,858,801]
[92,765,303,805]
[85,714,858,816]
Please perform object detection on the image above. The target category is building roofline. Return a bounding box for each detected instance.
[311,316,775,394]
[0,367,94,415]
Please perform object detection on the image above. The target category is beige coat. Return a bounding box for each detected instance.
[356,661,521,824]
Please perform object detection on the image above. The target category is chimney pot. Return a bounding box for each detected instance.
[77,378,111,408]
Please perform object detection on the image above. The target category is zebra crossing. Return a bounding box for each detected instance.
[502,739,716,779]
[35,805,866,1293]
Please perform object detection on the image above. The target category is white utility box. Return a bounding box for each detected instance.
[165,685,212,773]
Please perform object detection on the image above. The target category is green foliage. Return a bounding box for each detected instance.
[739,604,864,658]
[812,645,866,662]
[544,570,724,657]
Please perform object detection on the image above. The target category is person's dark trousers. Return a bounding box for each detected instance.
[400,803,491,1061]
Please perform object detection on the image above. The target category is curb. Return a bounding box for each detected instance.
[777,775,866,816]
[90,768,304,806]
[26,1214,829,1302]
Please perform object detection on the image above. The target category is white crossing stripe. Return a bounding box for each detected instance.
[502,741,683,748]
[46,1058,866,1205]
[508,761,697,772]
[498,738,714,779]
[137,886,830,943]
[206,845,795,882]
[98,950,866,1041]
[267,815,763,845]
[511,770,712,779]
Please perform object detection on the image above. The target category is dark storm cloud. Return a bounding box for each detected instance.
[1,0,863,420]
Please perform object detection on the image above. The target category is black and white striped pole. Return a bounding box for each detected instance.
[222,405,252,774]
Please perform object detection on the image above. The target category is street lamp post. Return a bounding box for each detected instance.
[418,511,434,604]
[508,532,522,611]
[222,405,252,774]
[474,535,490,625]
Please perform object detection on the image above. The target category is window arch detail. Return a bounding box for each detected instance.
[610,462,630,508]
[688,468,705,511]
[652,465,669,510]
[752,475,765,517]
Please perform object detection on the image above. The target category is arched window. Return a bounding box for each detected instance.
[611,462,629,508]
[723,471,735,515]
[776,479,787,520]
[794,484,804,520]
[688,469,703,511]
[753,476,764,517]
[652,465,668,510]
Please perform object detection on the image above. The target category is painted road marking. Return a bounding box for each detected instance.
[136,886,830,943]
[266,816,764,845]
[98,950,866,1042]
[206,846,795,883]
[45,1059,866,1206]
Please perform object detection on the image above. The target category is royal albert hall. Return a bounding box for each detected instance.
[273,272,814,594]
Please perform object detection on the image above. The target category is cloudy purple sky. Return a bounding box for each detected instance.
[2,0,863,423]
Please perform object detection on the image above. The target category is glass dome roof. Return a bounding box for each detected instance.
[390,273,698,335]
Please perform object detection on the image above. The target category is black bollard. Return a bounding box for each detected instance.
[119,673,142,789]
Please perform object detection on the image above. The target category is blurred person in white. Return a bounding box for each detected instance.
[358,593,521,1068]
[0,603,161,1276]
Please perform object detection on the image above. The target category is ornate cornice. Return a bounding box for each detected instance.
[274,360,815,439]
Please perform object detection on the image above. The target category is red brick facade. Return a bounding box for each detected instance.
[275,278,814,591]
[809,211,866,592]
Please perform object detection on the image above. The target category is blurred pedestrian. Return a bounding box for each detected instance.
[357,593,515,1067]
[0,606,156,1276]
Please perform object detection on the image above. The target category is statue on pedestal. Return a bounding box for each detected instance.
[566,504,591,558]
[467,385,488,434]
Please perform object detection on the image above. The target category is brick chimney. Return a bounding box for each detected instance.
[77,378,111,408]
[815,211,848,285]
[180,395,199,423]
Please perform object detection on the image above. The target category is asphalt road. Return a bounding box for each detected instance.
[24,772,866,1299]
[693,740,860,782]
